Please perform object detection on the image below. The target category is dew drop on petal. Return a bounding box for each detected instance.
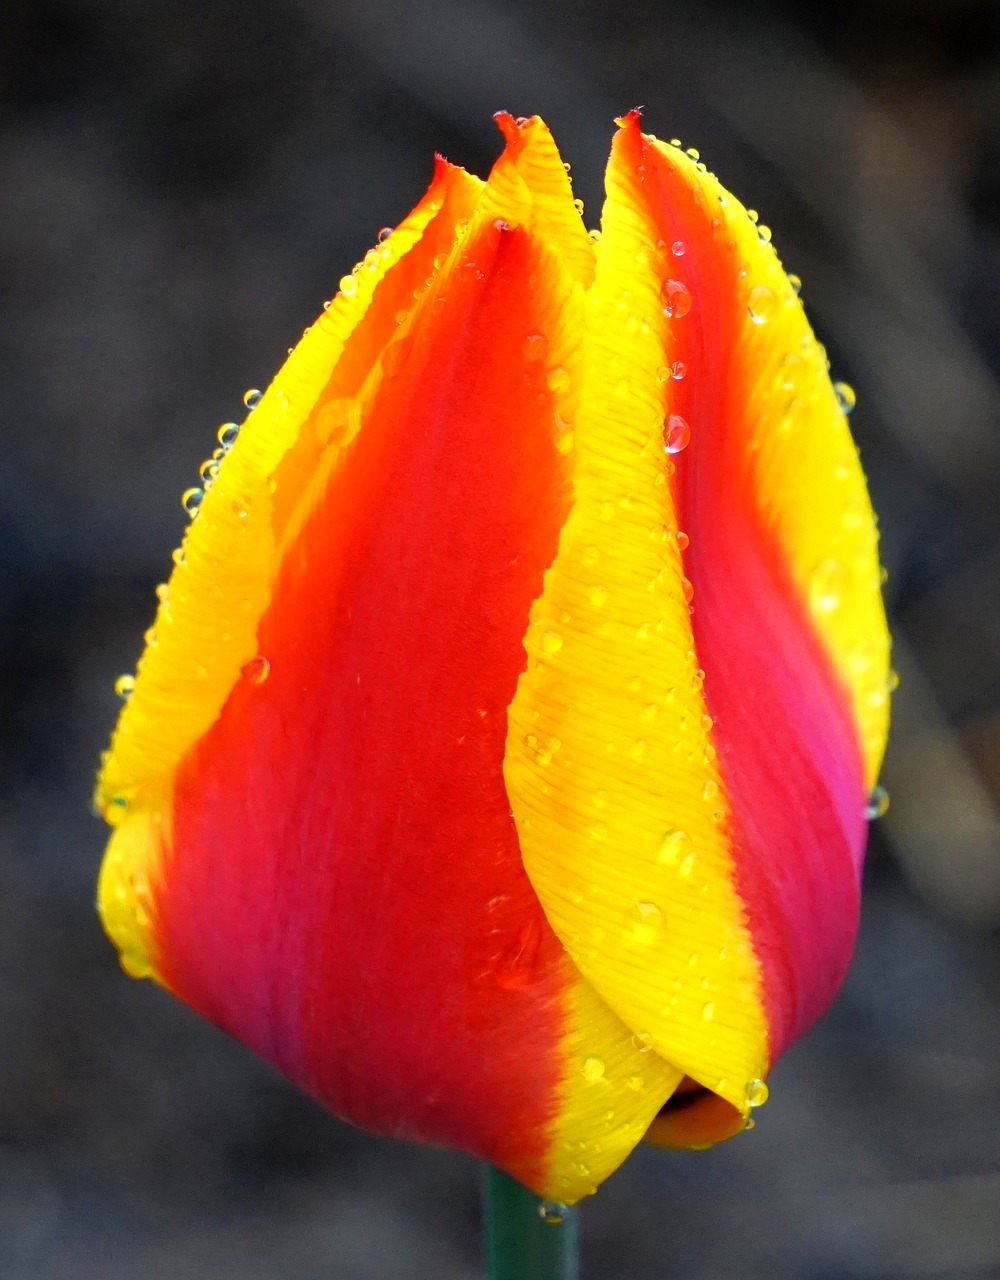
[662,279,692,318]
[834,380,857,414]
[181,487,204,518]
[788,273,803,295]
[243,388,262,409]
[748,1078,769,1107]
[241,656,270,685]
[657,828,689,865]
[114,674,135,700]
[218,421,240,448]
[582,1056,606,1083]
[377,226,393,242]
[670,360,687,380]
[810,558,845,613]
[747,284,778,324]
[866,784,890,820]
[677,531,690,550]
[524,330,548,360]
[629,901,664,945]
[539,1202,568,1225]
[665,414,691,454]
[541,630,563,655]
[548,366,571,395]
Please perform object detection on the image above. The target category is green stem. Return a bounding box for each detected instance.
[483,1165,580,1280]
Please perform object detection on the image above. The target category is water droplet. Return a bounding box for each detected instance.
[582,545,600,567]
[747,208,759,224]
[681,576,695,603]
[747,284,778,324]
[573,198,585,216]
[631,1031,653,1053]
[171,547,185,566]
[218,421,240,448]
[676,531,690,550]
[339,274,358,297]
[199,459,219,485]
[588,585,609,608]
[662,279,692,318]
[582,1056,606,1082]
[702,1001,715,1020]
[685,147,700,161]
[665,414,691,454]
[114,674,135,699]
[778,353,804,391]
[834,381,857,414]
[703,780,719,801]
[626,1075,645,1091]
[587,228,602,245]
[657,829,690,865]
[669,137,682,147]
[548,366,571,395]
[866,784,889,820]
[181,487,204,517]
[670,360,687,380]
[231,498,249,519]
[671,240,686,257]
[539,1202,568,1225]
[241,656,270,685]
[496,921,542,990]
[541,630,563,655]
[679,851,697,877]
[377,226,393,242]
[748,1078,769,1107]
[887,668,900,692]
[630,901,664,945]
[756,224,772,244]
[810,558,845,613]
[243,388,262,409]
[524,330,549,359]
[788,273,802,295]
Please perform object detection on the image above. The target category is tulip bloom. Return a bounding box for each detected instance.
[96,113,890,1205]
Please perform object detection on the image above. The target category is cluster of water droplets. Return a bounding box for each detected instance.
[180,399,250,522]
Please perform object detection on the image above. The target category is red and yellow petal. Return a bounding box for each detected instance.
[504,114,889,1139]
[98,113,888,1200]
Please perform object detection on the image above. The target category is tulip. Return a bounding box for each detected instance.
[96,112,890,1207]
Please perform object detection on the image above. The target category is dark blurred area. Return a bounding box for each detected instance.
[3,0,1000,1276]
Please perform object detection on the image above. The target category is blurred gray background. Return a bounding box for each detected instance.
[4,0,1000,1276]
